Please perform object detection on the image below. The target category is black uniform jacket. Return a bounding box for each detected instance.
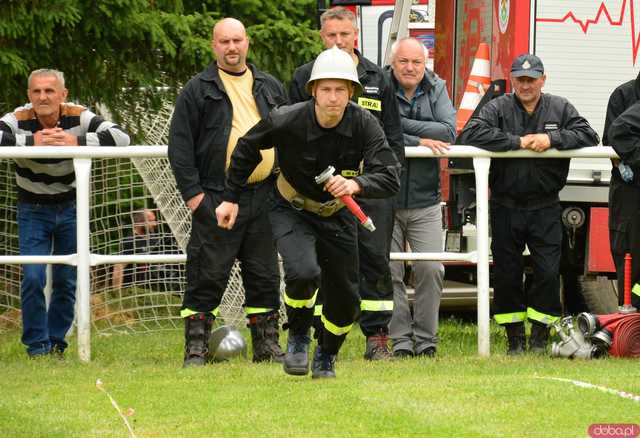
[609,100,640,171]
[288,49,405,165]
[603,72,640,145]
[603,73,640,236]
[222,100,401,204]
[457,93,600,208]
[168,62,287,202]
[603,72,640,187]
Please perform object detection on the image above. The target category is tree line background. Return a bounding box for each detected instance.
[0,0,325,303]
[0,0,324,140]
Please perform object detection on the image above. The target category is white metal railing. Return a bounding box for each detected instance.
[0,145,619,361]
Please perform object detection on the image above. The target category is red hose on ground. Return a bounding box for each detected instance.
[610,314,640,357]
[597,313,640,358]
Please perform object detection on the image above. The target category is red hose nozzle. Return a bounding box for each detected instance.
[315,165,375,232]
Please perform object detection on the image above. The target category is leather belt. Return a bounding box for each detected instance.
[276,173,344,217]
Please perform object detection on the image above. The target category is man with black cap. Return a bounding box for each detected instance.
[457,53,599,355]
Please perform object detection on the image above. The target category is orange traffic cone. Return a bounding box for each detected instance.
[456,43,491,133]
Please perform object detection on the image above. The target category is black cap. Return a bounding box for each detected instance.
[510,54,544,78]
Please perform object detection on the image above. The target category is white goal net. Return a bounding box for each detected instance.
[0,98,273,336]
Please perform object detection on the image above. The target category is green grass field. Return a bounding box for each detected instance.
[1,318,638,438]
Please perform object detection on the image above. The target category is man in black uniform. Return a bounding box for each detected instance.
[289,6,404,360]
[603,73,640,307]
[608,100,640,308]
[215,46,401,378]
[457,54,599,354]
[168,18,287,367]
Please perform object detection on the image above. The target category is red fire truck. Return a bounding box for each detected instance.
[324,0,637,311]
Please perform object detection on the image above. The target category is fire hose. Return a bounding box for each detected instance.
[314,165,376,232]
[552,253,640,359]
[597,313,640,358]
[610,318,640,357]
[606,252,640,357]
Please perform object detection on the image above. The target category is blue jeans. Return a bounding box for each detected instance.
[18,201,77,356]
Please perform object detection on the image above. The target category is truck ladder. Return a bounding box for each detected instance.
[383,0,413,66]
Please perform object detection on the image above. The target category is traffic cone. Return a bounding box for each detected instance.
[456,42,491,133]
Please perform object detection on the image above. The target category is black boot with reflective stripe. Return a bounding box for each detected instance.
[311,345,336,379]
[183,313,214,367]
[248,311,285,363]
[505,322,525,356]
[528,321,550,354]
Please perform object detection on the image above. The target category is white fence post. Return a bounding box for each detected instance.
[473,157,491,357]
[74,158,92,362]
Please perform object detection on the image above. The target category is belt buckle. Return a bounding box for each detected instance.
[290,196,304,211]
[317,199,336,217]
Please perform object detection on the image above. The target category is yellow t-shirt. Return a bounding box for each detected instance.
[219,68,275,184]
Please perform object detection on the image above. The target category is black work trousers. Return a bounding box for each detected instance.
[608,172,640,308]
[356,196,395,336]
[182,181,281,314]
[491,202,563,323]
[270,192,360,355]
[312,196,395,337]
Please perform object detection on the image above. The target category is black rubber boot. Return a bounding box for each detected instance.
[283,332,311,376]
[311,345,336,379]
[183,312,214,368]
[528,321,550,354]
[505,322,526,356]
[248,311,285,363]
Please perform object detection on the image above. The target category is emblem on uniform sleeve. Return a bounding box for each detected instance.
[363,86,380,94]
[544,123,559,131]
[357,97,382,111]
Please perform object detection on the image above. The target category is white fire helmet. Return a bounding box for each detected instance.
[208,325,247,362]
[305,46,363,97]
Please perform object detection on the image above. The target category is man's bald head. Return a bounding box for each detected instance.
[213,18,246,40]
[212,18,250,73]
[391,37,429,94]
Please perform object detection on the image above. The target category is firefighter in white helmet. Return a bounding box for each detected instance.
[290,7,405,361]
[215,46,401,378]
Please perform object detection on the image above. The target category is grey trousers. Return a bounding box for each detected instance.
[389,204,444,353]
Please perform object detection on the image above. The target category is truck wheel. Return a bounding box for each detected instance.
[580,276,618,315]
